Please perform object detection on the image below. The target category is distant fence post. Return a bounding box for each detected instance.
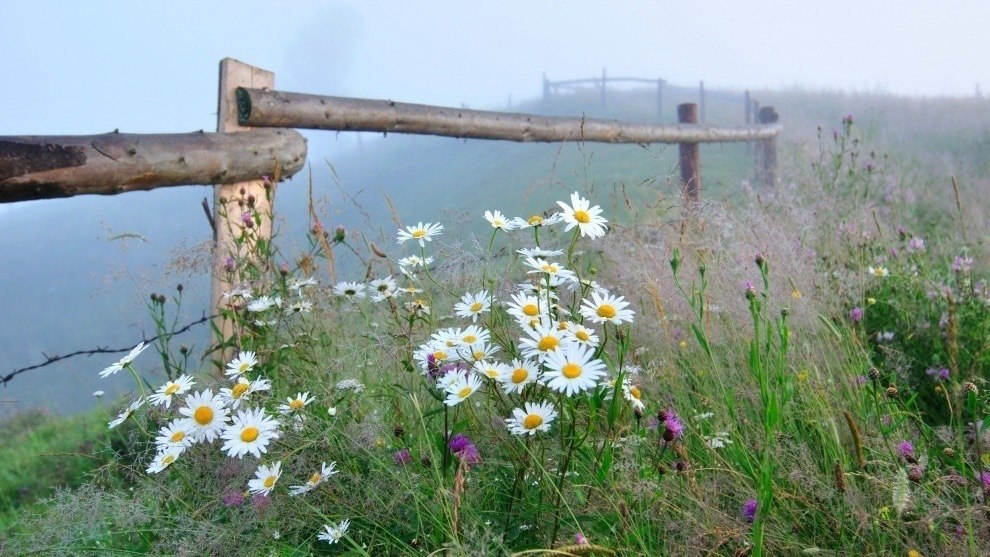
[212,58,276,360]
[678,103,701,203]
[756,106,779,188]
[699,81,706,123]
[543,73,550,102]
[656,78,665,121]
[600,67,607,110]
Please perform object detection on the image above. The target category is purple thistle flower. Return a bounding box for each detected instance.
[849,307,865,323]
[952,255,974,273]
[448,434,472,452]
[426,354,441,380]
[742,499,758,523]
[241,211,253,226]
[662,409,684,442]
[926,367,950,381]
[907,237,925,253]
[394,448,412,466]
[575,532,589,545]
[980,471,990,489]
[224,256,236,273]
[897,440,915,460]
[448,434,482,466]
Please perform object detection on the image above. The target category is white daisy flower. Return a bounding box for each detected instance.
[221,407,281,459]
[524,257,577,284]
[248,461,282,496]
[867,266,890,278]
[108,397,145,429]
[505,401,558,435]
[332,281,366,299]
[285,300,313,313]
[99,342,150,378]
[484,210,516,230]
[369,276,398,301]
[221,286,254,301]
[404,298,431,316]
[506,292,548,324]
[431,328,461,348]
[566,324,600,347]
[456,340,499,363]
[414,342,451,373]
[557,191,608,239]
[579,291,635,325]
[622,382,646,411]
[247,296,282,312]
[287,276,318,295]
[397,222,444,247]
[398,255,434,275]
[511,213,565,229]
[279,392,314,415]
[154,418,195,452]
[454,291,491,322]
[457,325,490,346]
[443,373,482,407]
[519,323,570,362]
[148,374,195,408]
[317,519,351,545]
[497,358,540,394]
[516,247,564,258]
[220,376,271,409]
[178,389,230,442]
[289,461,339,496]
[473,359,509,380]
[398,284,424,295]
[543,343,607,396]
[92,390,105,398]
[146,448,182,474]
[225,351,259,378]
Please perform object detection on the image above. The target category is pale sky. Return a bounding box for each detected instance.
[2,0,986,139]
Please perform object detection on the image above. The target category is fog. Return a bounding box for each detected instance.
[1,1,987,416]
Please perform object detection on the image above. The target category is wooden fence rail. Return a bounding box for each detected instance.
[0,129,306,203]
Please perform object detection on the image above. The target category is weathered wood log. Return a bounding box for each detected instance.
[678,103,701,203]
[756,106,779,188]
[0,129,306,203]
[236,88,782,144]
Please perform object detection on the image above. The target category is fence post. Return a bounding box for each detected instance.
[212,58,276,360]
[678,103,701,203]
[756,106,779,188]
[543,73,550,102]
[601,67,607,110]
[656,78,664,121]
[744,90,751,154]
[699,80,706,123]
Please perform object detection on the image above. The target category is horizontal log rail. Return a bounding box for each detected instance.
[0,129,306,203]
[236,88,781,144]
[551,77,660,86]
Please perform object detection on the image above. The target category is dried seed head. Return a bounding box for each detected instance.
[833,461,846,493]
[963,381,979,395]
[943,447,955,458]
[886,385,899,398]
[907,466,924,483]
[868,367,881,381]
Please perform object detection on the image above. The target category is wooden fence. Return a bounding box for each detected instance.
[0,58,781,349]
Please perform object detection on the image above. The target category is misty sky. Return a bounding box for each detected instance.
[2,1,986,137]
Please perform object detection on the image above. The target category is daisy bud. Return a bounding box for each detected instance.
[218,196,228,204]
[239,187,246,196]
[755,253,765,267]
[176,283,184,293]
[247,194,256,207]
[334,225,346,243]
[179,345,189,355]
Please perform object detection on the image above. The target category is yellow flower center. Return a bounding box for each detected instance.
[162,454,175,465]
[263,476,276,488]
[523,414,543,429]
[629,386,642,399]
[433,350,448,361]
[309,472,323,484]
[473,351,485,360]
[485,368,498,378]
[527,215,543,226]
[557,321,569,331]
[511,368,529,384]
[523,304,539,316]
[239,362,251,373]
[231,382,250,399]
[463,335,477,344]
[562,363,582,379]
[573,209,591,224]
[597,304,617,319]
[541,264,558,273]
[170,431,186,443]
[289,399,305,410]
[575,330,590,341]
[537,336,559,351]
[457,386,473,398]
[469,302,484,312]
[194,406,214,425]
[240,426,260,442]
[164,383,180,395]
[411,229,426,238]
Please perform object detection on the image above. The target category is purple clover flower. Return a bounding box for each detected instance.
[980,471,990,489]
[907,237,925,253]
[393,448,412,466]
[849,307,864,323]
[575,533,589,545]
[897,440,915,460]
[742,499,758,523]
[221,488,244,507]
[952,255,974,273]
[251,493,272,511]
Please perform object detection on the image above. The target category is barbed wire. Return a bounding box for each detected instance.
[0,313,217,387]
